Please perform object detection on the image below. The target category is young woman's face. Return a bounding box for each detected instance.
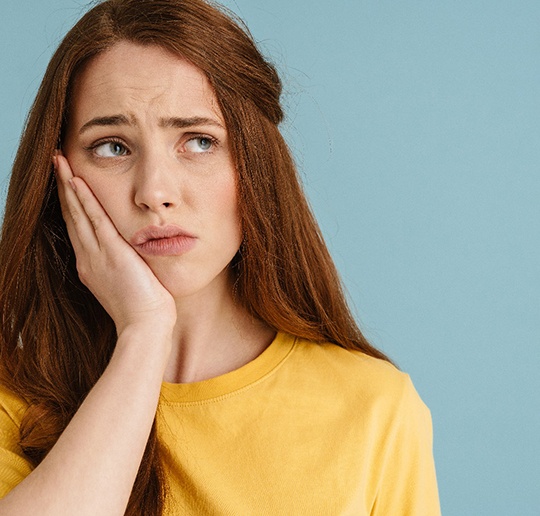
[63,42,242,300]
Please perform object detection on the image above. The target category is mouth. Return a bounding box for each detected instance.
[130,225,197,256]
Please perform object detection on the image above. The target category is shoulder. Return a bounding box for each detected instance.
[283,340,442,513]
[278,334,432,432]
[289,335,418,400]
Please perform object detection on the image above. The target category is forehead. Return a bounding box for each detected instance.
[69,41,222,124]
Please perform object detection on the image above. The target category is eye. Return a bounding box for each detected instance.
[93,141,129,158]
[184,136,216,153]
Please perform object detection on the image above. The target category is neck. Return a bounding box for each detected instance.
[163,275,275,384]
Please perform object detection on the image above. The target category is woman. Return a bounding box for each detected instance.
[0,0,440,514]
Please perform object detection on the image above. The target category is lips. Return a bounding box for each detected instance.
[130,225,197,256]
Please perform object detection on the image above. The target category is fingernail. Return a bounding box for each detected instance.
[68,179,77,192]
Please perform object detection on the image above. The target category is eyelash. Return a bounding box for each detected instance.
[85,134,219,158]
[85,137,127,157]
[183,135,219,154]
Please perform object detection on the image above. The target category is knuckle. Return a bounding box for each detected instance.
[75,262,90,284]
[88,215,101,232]
[59,207,70,224]
[68,207,83,226]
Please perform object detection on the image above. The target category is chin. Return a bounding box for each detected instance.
[157,266,234,303]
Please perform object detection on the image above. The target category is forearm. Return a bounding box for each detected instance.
[0,325,171,516]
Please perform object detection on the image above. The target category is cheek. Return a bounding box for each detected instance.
[63,146,93,185]
[213,177,241,233]
[90,182,131,235]
[70,165,131,236]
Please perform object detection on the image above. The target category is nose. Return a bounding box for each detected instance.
[133,154,180,212]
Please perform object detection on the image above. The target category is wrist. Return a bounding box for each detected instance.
[115,322,175,363]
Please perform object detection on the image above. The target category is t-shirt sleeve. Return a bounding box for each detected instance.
[372,375,441,516]
[0,386,33,499]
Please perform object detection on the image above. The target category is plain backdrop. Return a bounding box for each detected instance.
[1,1,539,514]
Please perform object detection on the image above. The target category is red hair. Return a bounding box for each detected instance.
[0,1,391,513]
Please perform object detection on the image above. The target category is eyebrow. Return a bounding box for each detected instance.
[161,116,224,130]
[78,115,224,134]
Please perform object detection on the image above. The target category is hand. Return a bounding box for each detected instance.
[54,152,177,337]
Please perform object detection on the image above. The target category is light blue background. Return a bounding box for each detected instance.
[1,1,539,514]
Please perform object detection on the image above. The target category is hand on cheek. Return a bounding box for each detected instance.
[54,151,177,335]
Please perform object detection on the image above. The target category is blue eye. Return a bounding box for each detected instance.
[198,138,212,151]
[94,141,128,157]
[185,136,215,153]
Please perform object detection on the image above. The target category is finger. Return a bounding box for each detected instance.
[69,175,124,248]
[55,153,99,251]
[54,154,85,255]
[55,153,128,252]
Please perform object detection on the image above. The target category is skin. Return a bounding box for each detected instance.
[62,41,274,383]
[0,42,273,515]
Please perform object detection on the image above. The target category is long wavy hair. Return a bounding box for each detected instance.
[0,0,391,513]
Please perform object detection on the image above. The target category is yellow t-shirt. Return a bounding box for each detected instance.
[0,332,440,515]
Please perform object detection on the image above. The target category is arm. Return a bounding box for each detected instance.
[372,376,441,516]
[0,155,176,515]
